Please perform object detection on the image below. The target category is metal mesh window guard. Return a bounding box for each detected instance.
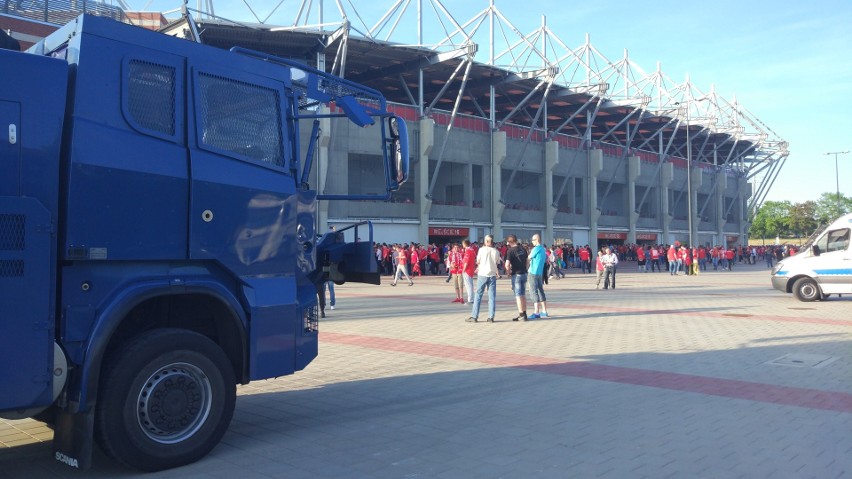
[127,60,176,137]
[198,73,283,167]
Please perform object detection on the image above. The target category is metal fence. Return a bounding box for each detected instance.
[2,0,126,25]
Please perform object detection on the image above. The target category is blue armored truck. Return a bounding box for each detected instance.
[0,14,408,471]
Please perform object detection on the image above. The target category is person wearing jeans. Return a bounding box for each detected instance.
[667,245,679,275]
[467,235,500,323]
[601,246,619,289]
[504,235,528,321]
[527,234,549,319]
[323,281,335,310]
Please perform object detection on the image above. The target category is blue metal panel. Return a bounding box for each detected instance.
[0,197,55,412]
[187,62,298,277]
[55,260,249,409]
[0,44,65,413]
[243,276,298,380]
[0,101,20,196]
[0,48,66,221]
[62,40,188,261]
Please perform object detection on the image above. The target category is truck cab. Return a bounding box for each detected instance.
[0,14,407,471]
[771,213,852,301]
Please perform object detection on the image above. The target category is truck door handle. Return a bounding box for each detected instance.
[8,123,16,144]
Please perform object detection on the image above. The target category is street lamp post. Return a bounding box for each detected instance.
[686,108,694,249]
[825,151,849,213]
[675,98,707,248]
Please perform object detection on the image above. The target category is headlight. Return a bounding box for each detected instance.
[771,262,782,275]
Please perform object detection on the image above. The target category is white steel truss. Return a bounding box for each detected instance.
[141,0,786,216]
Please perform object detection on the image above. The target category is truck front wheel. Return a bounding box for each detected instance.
[792,277,821,302]
[95,329,236,471]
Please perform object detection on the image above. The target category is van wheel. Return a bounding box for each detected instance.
[792,277,820,302]
[95,329,236,471]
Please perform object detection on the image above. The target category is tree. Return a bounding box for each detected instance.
[788,201,818,240]
[749,200,791,241]
[814,192,852,224]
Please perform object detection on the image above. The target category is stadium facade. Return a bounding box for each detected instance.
[2,0,789,247]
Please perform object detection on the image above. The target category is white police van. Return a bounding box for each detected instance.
[771,213,852,301]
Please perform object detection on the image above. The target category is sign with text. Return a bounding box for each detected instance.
[429,227,469,237]
[597,232,627,240]
[636,233,658,241]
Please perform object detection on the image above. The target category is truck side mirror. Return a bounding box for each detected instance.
[387,116,409,190]
[811,245,820,256]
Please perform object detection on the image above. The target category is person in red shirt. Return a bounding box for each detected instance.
[447,243,464,303]
[381,244,391,275]
[594,249,606,289]
[461,239,476,303]
[724,248,735,271]
[428,245,441,275]
[579,245,591,274]
[680,246,691,275]
[636,245,646,272]
[497,243,508,276]
[391,245,413,286]
[667,245,679,275]
[650,245,661,272]
[410,246,421,277]
[690,247,700,275]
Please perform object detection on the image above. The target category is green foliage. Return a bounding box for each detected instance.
[750,200,791,239]
[814,192,852,224]
[788,201,818,238]
[751,192,852,240]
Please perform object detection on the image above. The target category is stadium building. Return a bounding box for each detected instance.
[2,0,788,247]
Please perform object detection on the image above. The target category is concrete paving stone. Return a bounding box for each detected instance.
[2,265,852,477]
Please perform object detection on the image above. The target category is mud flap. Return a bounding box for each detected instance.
[53,408,94,470]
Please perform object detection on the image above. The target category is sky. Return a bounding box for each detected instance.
[134,0,852,206]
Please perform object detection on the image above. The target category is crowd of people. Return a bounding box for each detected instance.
[374,241,797,280]
[369,239,799,323]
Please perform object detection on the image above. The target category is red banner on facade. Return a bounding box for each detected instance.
[429,227,469,236]
[597,232,627,240]
[636,233,658,241]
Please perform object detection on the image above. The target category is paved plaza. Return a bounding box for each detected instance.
[2,262,851,478]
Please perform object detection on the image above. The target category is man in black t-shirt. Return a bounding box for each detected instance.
[504,235,529,321]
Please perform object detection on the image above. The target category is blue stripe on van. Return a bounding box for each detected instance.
[814,269,852,275]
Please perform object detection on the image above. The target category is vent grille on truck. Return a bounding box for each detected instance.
[0,260,24,278]
[0,214,25,278]
[0,214,25,251]
[303,305,318,333]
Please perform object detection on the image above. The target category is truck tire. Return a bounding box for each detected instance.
[94,328,236,471]
[792,277,820,302]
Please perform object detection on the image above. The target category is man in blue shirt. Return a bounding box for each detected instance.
[527,234,549,319]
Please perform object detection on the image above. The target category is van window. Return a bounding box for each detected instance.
[818,228,850,254]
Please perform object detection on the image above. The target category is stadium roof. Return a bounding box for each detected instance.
[6,0,788,214]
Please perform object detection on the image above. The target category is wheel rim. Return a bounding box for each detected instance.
[136,362,213,444]
[800,283,817,299]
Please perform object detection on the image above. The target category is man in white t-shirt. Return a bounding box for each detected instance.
[601,246,619,289]
[467,235,500,323]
